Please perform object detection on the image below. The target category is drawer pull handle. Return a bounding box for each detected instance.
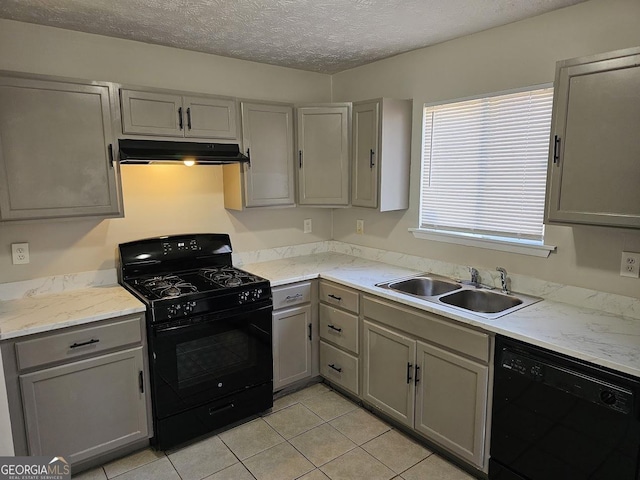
[328,364,342,373]
[69,338,100,349]
[327,324,342,333]
[406,362,413,384]
[285,293,303,301]
[209,403,234,416]
[328,294,342,301]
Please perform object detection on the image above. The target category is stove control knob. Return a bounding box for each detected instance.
[600,390,617,405]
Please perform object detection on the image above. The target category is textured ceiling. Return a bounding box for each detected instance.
[0,0,585,73]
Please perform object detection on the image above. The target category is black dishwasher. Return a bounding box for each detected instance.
[490,335,640,480]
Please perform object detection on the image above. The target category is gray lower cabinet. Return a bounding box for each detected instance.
[273,305,313,390]
[20,347,148,464]
[1,314,150,467]
[545,47,640,228]
[362,320,415,427]
[414,341,488,467]
[361,295,490,470]
[272,281,318,391]
[0,73,122,221]
[318,281,360,395]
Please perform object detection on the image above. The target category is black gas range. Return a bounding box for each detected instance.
[118,234,273,450]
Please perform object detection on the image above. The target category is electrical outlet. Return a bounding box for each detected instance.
[12,243,30,265]
[620,251,640,278]
[356,219,364,235]
[303,218,312,234]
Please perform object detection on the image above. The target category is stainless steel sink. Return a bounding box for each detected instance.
[439,289,522,313]
[387,276,461,297]
[376,273,541,319]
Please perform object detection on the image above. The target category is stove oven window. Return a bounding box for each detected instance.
[176,330,250,389]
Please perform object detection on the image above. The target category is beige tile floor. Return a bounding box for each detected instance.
[73,383,476,480]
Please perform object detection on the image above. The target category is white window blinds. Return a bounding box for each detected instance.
[420,87,553,243]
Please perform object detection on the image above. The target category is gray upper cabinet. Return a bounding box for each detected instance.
[296,105,350,206]
[545,47,640,228]
[352,99,412,211]
[0,74,122,221]
[224,102,295,209]
[120,89,238,140]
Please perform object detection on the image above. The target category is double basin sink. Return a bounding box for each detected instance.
[376,273,541,320]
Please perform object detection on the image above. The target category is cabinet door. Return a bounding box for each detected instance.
[352,102,379,208]
[184,96,238,139]
[362,320,415,427]
[546,52,640,228]
[273,305,312,391]
[120,89,183,136]
[241,102,295,207]
[414,341,488,467]
[20,347,148,464]
[297,106,350,206]
[0,77,122,221]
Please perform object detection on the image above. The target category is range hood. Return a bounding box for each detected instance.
[118,139,249,165]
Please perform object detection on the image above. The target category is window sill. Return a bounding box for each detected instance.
[409,228,556,258]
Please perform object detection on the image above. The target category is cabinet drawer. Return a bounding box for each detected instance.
[16,315,143,371]
[272,281,312,310]
[319,281,359,313]
[363,296,489,362]
[320,341,359,395]
[319,304,358,354]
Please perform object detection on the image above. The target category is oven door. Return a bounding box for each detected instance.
[149,303,273,419]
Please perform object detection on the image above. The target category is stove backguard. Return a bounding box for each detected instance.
[118,233,234,281]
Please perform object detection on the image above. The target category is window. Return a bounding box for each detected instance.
[416,86,554,254]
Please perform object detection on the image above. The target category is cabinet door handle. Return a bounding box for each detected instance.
[186,107,192,130]
[299,150,303,168]
[370,149,375,168]
[246,148,251,167]
[178,107,184,130]
[139,371,144,393]
[414,365,420,386]
[69,338,99,349]
[553,135,561,165]
[328,363,342,373]
[406,362,413,384]
[327,294,342,301]
[285,293,303,301]
[327,324,342,333]
[308,323,312,341]
[108,143,115,168]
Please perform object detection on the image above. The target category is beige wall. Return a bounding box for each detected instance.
[331,0,640,299]
[0,19,333,283]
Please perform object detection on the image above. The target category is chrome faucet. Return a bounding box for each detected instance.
[468,267,480,287]
[496,267,509,294]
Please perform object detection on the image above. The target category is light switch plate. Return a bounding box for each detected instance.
[620,251,640,278]
[12,243,30,265]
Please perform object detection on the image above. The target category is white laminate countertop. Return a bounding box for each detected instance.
[243,252,640,378]
[0,285,146,341]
